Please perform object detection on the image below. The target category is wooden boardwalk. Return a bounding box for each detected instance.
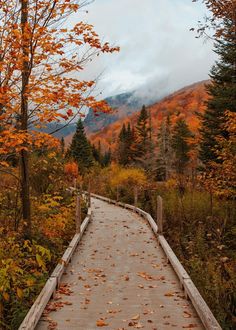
[36,198,204,330]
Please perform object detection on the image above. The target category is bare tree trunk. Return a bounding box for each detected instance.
[20,0,31,236]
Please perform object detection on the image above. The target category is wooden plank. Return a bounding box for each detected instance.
[80,215,90,236]
[146,214,158,233]
[158,235,190,282]
[61,246,73,266]
[50,263,65,286]
[184,279,222,330]
[19,278,57,330]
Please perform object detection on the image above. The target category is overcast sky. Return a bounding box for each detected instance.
[75,0,216,101]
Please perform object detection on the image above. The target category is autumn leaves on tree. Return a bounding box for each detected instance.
[0,0,119,236]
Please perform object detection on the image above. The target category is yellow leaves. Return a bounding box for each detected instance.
[110,165,147,189]
[2,292,10,301]
[16,287,23,299]
[36,254,45,269]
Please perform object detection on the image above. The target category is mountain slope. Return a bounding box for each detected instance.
[83,91,155,133]
[89,80,209,151]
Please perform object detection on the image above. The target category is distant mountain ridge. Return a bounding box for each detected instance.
[83,91,156,133]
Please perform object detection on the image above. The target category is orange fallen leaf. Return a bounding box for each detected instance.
[96,319,108,327]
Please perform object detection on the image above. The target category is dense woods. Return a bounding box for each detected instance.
[0,0,235,329]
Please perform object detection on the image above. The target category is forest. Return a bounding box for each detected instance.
[0,0,235,329]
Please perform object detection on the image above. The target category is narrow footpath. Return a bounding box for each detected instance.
[36,198,204,330]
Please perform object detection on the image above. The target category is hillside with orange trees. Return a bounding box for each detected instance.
[88,80,210,151]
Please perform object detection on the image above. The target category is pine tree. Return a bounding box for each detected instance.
[92,141,102,164]
[60,137,65,155]
[157,115,172,181]
[134,105,150,162]
[117,123,135,166]
[172,118,192,174]
[102,149,112,167]
[68,119,93,173]
[200,18,236,165]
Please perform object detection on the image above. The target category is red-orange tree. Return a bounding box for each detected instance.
[0,0,119,236]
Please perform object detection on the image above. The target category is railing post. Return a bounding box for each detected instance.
[75,195,81,234]
[157,195,163,234]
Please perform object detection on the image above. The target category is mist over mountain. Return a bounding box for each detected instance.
[83,91,159,133]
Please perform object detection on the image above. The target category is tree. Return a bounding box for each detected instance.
[200,20,236,164]
[195,0,236,165]
[68,119,93,173]
[60,137,65,155]
[157,115,172,181]
[0,0,119,235]
[133,105,151,166]
[171,118,192,174]
[117,123,134,166]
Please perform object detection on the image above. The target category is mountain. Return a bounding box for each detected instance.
[83,91,155,133]
[35,122,76,139]
[89,80,210,151]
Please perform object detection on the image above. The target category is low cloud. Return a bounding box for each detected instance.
[71,0,217,100]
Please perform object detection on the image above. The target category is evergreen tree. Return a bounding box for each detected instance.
[117,123,135,166]
[200,18,236,165]
[60,137,65,155]
[68,118,93,173]
[133,105,151,164]
[157,115,172,181]
[92,141,102,164]
[171,118,192,174]
[102,149,112,167]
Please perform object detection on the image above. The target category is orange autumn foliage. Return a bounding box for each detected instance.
[64,162,79,179]
[88,81,209,152]
[0,0,119,163]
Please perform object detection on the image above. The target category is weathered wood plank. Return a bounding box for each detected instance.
[184,279,222,330]
[158,235,190,282]
[19,278,57,330]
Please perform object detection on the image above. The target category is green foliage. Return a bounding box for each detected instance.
[68,119,94,173]
[134,105,150,160]
[200,19,236,165]
[171,118,192,174]
[117,122,135,166]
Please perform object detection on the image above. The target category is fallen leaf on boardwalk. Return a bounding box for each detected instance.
[164,292,175,297]
[182,324,198,328]
[134,323,144,329]
[138,284,144,289]
[48,320,58,330]
[124,275,130,281]
[183,311,192,318]
[131,314,140,320]
[96,319,108,327]
[137,272,155,281]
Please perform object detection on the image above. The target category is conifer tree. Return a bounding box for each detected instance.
[172,118,192,174]
[60,137,65,155]
[102,149,112,167]
[157,115,172,181]
[200,18,236,165]
[69,118,93,173]
[117,123,134,166]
